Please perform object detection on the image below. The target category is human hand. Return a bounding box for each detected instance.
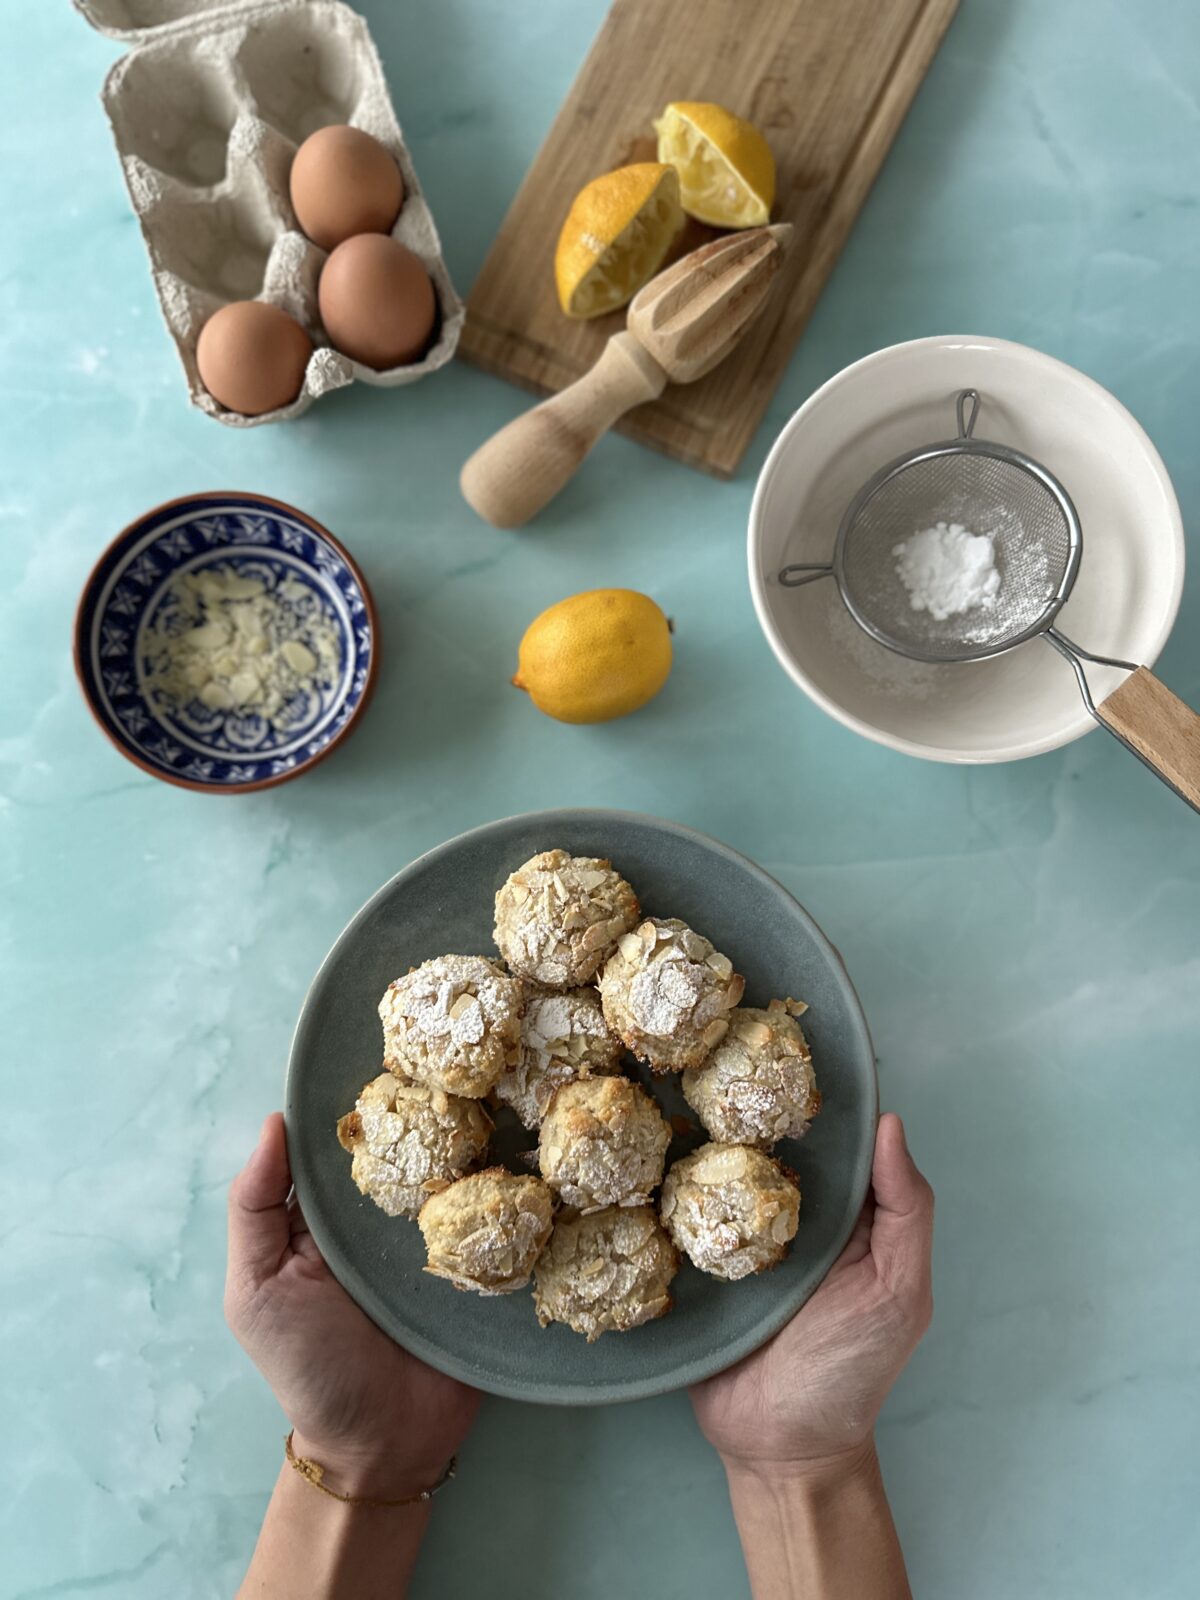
[225,1113,480,1498]
[689,1112,934,1479]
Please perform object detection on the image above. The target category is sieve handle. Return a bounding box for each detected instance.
[1048,629,1200,812]
[955,388,980,438]
[778,564,834,587]
[1095,669,1200,812]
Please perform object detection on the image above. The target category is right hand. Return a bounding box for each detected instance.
[689,1112,934,1476]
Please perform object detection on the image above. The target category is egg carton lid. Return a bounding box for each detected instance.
[73,0,313,45]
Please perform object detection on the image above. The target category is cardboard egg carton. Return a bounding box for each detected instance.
[74,0,463,425]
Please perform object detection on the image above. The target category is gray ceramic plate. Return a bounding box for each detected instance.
[286,809,877,1405]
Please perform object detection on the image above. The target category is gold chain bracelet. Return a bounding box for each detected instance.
[284,1431,457,1508]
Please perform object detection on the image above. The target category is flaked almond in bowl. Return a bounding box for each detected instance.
[74,492,377,793]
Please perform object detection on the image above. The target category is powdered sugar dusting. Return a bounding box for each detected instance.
[893,521,1001,621]
[630,959,706,1034]
[661,1144,800,1281]
[496,984,621,1128]
[599,918,743,1071]
[378,954,522,1097]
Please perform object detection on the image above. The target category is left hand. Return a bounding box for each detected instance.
[225,1113,480,1497]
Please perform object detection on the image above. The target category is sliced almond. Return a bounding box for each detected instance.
[578,869,609,891]
[702,1019,730,1050]
[431,1089,450,1117]
[336,1112,363,1150]
[617,932,644,963]
[771,1208,798,1244]
[280,639,317,676]
[720,975,746,1010]
[449,992,480,1021]
[736,1019,774,1048]
[581,920,613,952]
[701,1146,748,1183]
[456,1226,493,1255]
[679,929,709,961]
[705,951,734,978]
[543,1145,564,1167]
[508,880,531,905]
[581,1256,607,1276]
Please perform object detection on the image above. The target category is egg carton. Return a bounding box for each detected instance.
[74,0,463,425]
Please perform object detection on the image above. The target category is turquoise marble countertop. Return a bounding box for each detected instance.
[4,2,1199,1595]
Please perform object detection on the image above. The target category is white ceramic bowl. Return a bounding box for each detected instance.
[748,336,1185,763]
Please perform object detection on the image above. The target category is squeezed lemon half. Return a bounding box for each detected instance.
[654,101,775,229]
[554,163,684,319]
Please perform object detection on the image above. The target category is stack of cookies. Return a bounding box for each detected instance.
[337,848,821,1341]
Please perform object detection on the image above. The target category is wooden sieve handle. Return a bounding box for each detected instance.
[1095,666,1200,811]
[460,331,668,529]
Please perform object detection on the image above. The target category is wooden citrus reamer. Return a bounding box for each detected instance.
[460,225,791,529]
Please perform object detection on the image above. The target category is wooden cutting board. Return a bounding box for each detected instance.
[458,0,960,478]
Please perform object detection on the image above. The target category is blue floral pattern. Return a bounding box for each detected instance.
[77,497,375,790]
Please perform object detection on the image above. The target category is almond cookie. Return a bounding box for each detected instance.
[379,955,523,1099]
[494,850,639,988]
[597,917,744,1073]
[538,1076,671,1213]
[534,1206,678,1341]
[682,1000,819,1149]
[660,1142,800,1281]
[417,1167,554,1295]
[495,983,624,1130]
[336,1073,492,1219]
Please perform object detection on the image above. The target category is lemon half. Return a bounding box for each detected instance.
[654,101,775,229]
[554,163,684,320]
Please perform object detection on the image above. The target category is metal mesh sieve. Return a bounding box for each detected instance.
[775,388,1200,814]
[779,390,1083,663]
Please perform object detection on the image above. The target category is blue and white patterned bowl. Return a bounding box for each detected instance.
[74,492,378,793]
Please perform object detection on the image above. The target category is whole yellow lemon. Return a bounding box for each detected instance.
[513,589,672,724]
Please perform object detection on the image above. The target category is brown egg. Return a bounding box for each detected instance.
[196,300,313,416]
[318,235,437,370]
[289,125,404,251]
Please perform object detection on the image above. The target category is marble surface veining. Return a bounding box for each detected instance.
[3,2,1199,1596]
